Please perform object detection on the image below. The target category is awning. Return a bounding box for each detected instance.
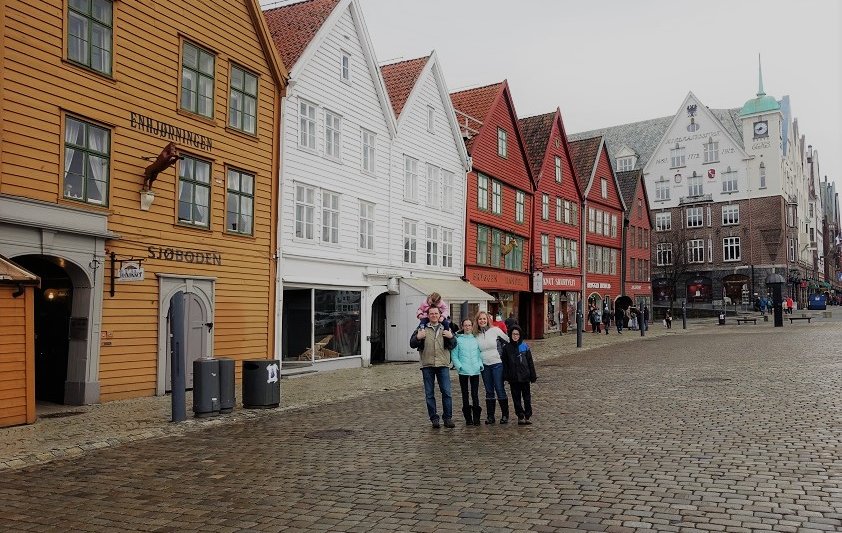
[402,278,493,302]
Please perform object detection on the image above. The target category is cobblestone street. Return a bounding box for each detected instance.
[1,321,841,532]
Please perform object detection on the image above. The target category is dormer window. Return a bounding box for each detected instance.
[616,156,634,172]
[340,51,351,83]
[497,128,507,158]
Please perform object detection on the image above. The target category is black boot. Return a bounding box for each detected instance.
[499,400,510,424]
[485,399,496,424]
[471,405,482,426]
[462,406,473,426]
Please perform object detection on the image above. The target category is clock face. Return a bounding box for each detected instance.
[754,121,769,138]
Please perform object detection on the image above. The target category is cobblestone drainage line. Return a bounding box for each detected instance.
[39,411,86,419]
[304,429,355,439]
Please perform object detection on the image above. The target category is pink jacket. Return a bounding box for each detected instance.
[417,298,449,320]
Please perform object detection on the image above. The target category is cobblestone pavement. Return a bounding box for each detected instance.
[1,318,841,532]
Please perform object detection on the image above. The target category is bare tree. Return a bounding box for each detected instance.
[653,227,692,312]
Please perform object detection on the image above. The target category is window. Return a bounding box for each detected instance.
[610,215,617,238]
[67,0,113,75]
[723,236,741,261]
[630,258,636,280]
[503,236,523,271]
[556,197,562,222]
[655,178,670,201]
[497,128,507,158]
[177,155,211,227]
[656,242,673,266]
[299,100,316,150]
[229,65,257,134]
[570,240,578,268]
[63,116,110,205]
[588,207,596,233]
[555,237,562,266]
[786,204,796,227]
[722,205,739,225]
[442,170,454,211]
[477,174,488,210]
[340,51,351,82]
[359,201,375,250]
[759,162,767,188]
[655,212,671,231]
[601,178,608,198]
[562,199,570,224]
[670,144,686,168]
[427,106,435,133]
[555,156,562,182]
[610,249,617,275]
[426,225,439,266]
[688,175,703,197]
[426,164,440,208]
[321,191,339,243]
[492,181,502,214]
[515,191,524,223]
[294,184,315,239]
[687,239,704,263]
[541,234,549,265]
[491,229,501,267]
[361,129,376,174]
[571,204,578,226]
[686,207,703,227]
[616,156,634,172]
[403,220,417,263]
[226,168,254,235]
[324,110,342,160]
[722,167,738,193]
[788,238,797,262]
[542,194,549,220]
[442,229,453,268]
[637,199,643,219]
[181,41,215,118]
[403,156,418,201]
[477,226,489,265]
[703,139,719,163]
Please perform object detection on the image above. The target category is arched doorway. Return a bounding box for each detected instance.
[370,293,387,364]
[13,255,92,405]
[165,291,209,390]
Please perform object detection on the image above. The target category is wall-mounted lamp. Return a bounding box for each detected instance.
[140,189,155,211]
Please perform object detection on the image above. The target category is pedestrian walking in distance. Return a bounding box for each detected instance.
[409,307,457,428]
[665,309,673,329]
[500,326,537,425]
[451,318,483,426]
[473,310,510,424]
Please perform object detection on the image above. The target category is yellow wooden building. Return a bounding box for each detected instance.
[0,0,287,418]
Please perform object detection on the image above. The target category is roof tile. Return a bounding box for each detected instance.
[568,136,602,190]
[449,82,502,153]
[616,169,642,211]
[263,0,342,70]
[380,56,430,118]
[518,112,555,178]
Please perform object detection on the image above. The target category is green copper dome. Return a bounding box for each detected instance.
[740,56,781,117]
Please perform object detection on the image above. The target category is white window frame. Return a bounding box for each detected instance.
[655,179,670,201]
[555,156,562,182]
[610,214,617,238]
[515,191,524,223]
[703,139,719,163]
[588,207,596,233]
[404,156,418,202]
[723,236,741,262]
[497,128,507,158]
[722,205,740,226]
[541,234,549,265]
[324,110,342,161]
[426,164,440,208]
[426,224,439,266]
[601,178,608,198]
[442,170,454,212]
[294,183,315,240]
[570,240,578,268]
[299,100,317,150]
[655,212,671,232]
[359,201,375,251]
[656,242,673,266]
[688,175,703,197]
[492,180,502,215]
[687,239,704,263]
[340,50,351,83]
[542,194,549,220]
[670,144,686,168]
[477,173,489,210]
[722,168,738,193]
[321,190,340,244]
[686,207,703,228]
[556,197,562,222]
[403,219,417,264]
[361,129,376,175]
[555,236,563,266]
[442,228,453,268]
[616,156,634,172]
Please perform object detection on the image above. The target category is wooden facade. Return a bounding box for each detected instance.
[618,170,653,307]
[1,0,286,406]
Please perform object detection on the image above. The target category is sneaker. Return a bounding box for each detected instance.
[443,418,455,428]
[431,419,441,429]
[517,418,526,425]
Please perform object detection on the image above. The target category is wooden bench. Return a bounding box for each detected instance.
[788,316,812,324]
[735,317,757,325]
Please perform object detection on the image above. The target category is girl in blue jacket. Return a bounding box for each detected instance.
[451,318,484,426]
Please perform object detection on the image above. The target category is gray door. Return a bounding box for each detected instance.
[166,293,208,391]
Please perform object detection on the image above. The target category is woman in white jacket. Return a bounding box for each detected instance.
[473,310,510,424]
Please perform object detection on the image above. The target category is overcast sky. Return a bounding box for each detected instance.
[262,0,841,186]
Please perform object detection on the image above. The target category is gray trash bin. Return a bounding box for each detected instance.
[242,360,280,409]
[218,358,235,414]
[193,359,220,417]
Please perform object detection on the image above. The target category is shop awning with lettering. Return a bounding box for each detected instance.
[403,278,493,302]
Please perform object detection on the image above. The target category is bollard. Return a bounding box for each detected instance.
[169,292,187,423]
[682,300,687,330]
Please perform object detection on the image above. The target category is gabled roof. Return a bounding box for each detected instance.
[0,255,39,286]
[263,0,341,71]
[518,112,555,178]
[568,136,603,190]
[616,169,643,212]
[450,82,501,152]
[381,55,430,118]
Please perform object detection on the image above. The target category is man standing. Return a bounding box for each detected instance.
[410,307,456,428]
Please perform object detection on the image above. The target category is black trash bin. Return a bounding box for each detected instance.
[218,358,235,414]
[193,359,221,417]
[242,359,280,409]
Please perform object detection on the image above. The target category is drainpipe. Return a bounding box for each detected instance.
[579,197,587,347]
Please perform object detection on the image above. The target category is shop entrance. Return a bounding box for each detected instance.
[165,292,208,390]
[370,293,386,364]
[13,255,89,405]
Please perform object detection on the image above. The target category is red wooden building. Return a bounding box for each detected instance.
[519,109,583,339]
[618,169,653,311]
[450,81,536,333]
[569,136,626,314]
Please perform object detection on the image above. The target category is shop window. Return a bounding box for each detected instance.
[226,168,254,235]
[67,0,113,75]
[281,288,361,362]
[178,155,211,227]
[63,116,110,205]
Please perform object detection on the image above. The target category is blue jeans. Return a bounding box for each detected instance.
[481,362,507,401]
[421,366,452,421]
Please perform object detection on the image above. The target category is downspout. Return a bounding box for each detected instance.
[581,197,587,313]
[273,88,288,361]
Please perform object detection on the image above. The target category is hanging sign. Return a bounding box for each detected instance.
[118,261,145,282]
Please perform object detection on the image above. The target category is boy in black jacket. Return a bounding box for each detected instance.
[500,326,537,425]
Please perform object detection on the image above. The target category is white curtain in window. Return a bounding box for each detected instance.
[86,126,108,203]
[64,119,83,198]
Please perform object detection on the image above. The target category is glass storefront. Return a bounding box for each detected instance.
[282,288,361,363]
[488,291,517,322]
[545,291,578,334]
